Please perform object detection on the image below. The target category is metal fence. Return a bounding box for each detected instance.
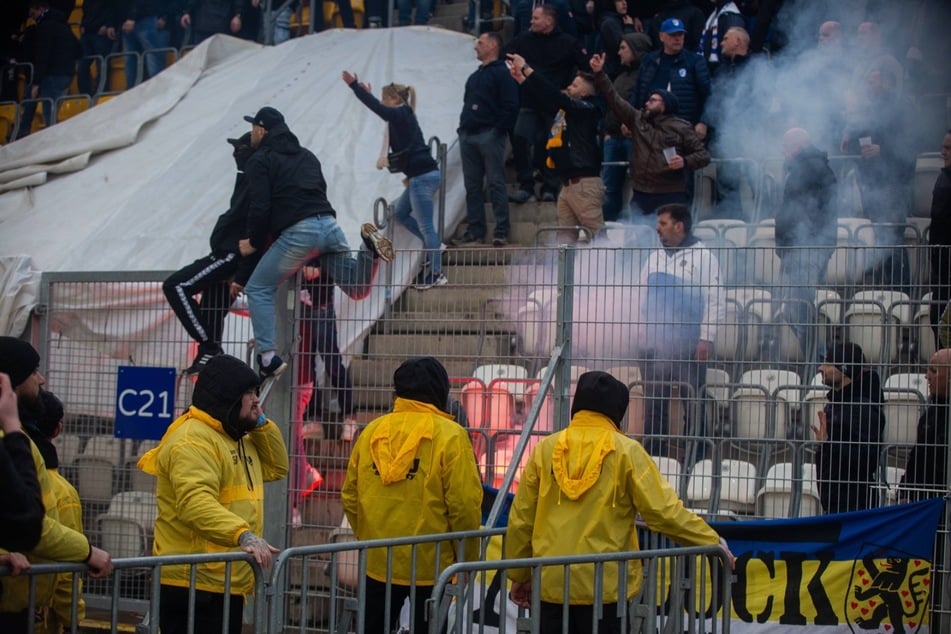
[27,232,951,627]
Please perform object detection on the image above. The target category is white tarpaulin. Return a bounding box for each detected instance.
[0,27,472,366]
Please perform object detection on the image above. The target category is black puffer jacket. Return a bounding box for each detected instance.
[522,71,602,179]
[244,122,336,250]
[775,145,837,251]
[633,47,711,125]
[816,370,885,514]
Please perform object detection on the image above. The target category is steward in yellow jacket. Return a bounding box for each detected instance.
[342,357,483,634]
[0,337,112,633]
[138,355,288,634]
[506,371,733,631]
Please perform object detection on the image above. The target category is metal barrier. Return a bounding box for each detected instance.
[0,552,265,634]
[267,528,506,633]
[429,545,733,634]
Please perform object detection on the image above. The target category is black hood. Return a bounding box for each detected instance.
[393,357,450,411]
[191,355,261,440]
[571,371,629,427]
[260,122,302,155]
[228,132,255,171]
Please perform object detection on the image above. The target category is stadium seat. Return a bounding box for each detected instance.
[75,435,132,502]
[815,289,843,345]
[882,373,927,452]
[606,365,642,435]
[474,363,529,400]
[55,94,92,123]
[516,299,549,357]
[871,465,905,507]
[800,373,828,443]
[94,91,120,105]
[732,369,801,440]
[702,367,731,436]
[651,455,683,497]
[825,219,872,286]
[128,440,158,492]
[719,288,771,362]
[845,290,911,365]
[745,223,782,286]
[97,491,157,559]
[51,433,82,468]
[686,459,758,514]
[0,100,18,143]
[756,462,821,518]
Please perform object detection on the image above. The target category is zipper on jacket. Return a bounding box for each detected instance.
[238,438,254,491]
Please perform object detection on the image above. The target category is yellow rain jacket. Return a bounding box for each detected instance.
[506,411,719,604]
[137,406,289,596]
[44,469,85,633]
[341,398,483,584]
[0,437,89,616]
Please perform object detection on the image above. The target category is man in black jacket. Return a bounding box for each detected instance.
[505,4,589,203]
[163,133,261,375]
[180,0,242,44]
[899,348,951,502]
[812,341,885,514]
[239,106,394,378]
[121,0,172,88]
[930,130,951,340]
[77,0,117,95]
[0,372,44,555]
[509,53,604,244]
[19,0,79,136]
[775,128,837,355]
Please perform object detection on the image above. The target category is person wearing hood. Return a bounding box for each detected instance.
[0,337,112,633]
[506,371,733,632]
[505,4,591,203]
[341,357,482,634]
[775,128,837,356]
[508,54,605,244]
[600,31,652,221]
[636,204,724,457]
[163,133,263,375]
[598,0,637,79]
[238,106,395,378]
[138,354,288,634]
[591,52,710,218]
[812,341,885,514]
[17,0,80,137]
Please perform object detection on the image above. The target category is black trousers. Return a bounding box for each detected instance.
[159,584,244,634]
[163,253,238,352]
[539,601,623,634]
[363,576,438,634]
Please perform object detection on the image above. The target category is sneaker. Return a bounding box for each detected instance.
[413,272,448,290]
[540,190,557,202]
[342,418,358,441]
[492,236,508,247]
[509,188,534,204]
[301,463,324,498]
[257,353,287,378]
[184,348,221,375]
[361,222,395,263]
[451,233,483,247]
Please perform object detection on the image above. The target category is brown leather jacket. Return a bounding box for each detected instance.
[594,71,710,194]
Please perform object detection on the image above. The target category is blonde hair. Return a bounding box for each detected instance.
[382,82,417,111]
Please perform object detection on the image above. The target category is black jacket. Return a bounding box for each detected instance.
[122,0,171,21]
[522,71,602,179]
[184,0,242,35]
[0,432,45,553]
[816,370,885,514]
[775,145,837,250]
[30,8,80,82]
[597,10,635,78]
[244,123,336,250]
[349,82,438,178]
[458,59,519,134]
[899,396,949,502]
[208,143,261,285]
[505,28,589,111]
[930,167,951,295]
[633,47,711,125]
[80,0,119,31]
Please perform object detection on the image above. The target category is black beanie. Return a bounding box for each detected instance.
[823,341,866,379]
[571,371,629,427]
[36,390,65,438]
[649,89,680,116]
[0,336,40,388]
[393,357,450,411]
[192,355,261,439]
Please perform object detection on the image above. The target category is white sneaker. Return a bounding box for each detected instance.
[342,418,358,441]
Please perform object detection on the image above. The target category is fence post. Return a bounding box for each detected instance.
[552,246,576,431]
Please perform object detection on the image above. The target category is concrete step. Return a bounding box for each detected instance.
[366,332,514,357]
[381,311,515,334]
[350,358,477,387]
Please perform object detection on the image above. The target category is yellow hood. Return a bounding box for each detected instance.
[552,411,617,500]
[138,406,225,476]
[369,398,438,484]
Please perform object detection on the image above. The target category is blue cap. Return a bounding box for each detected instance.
[660,18,686,34]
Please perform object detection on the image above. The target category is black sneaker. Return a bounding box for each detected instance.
[540,190,557,202]
[361,223,395,263]
[257,353,288,378]
[509,188,534,204]
[184,349,220,375]
[451,233,484,247]
[492,236,508,247]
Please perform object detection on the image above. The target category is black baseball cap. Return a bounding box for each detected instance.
[243,106,284,131]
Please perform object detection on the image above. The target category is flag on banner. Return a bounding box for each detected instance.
[713,498,945,633]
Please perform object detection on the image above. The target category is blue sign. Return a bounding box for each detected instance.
[114,366,176,440]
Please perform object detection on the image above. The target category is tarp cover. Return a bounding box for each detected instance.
[0,28,471,361]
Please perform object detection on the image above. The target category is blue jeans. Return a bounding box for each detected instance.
[397,0,433,24]
[460,128,510,239]
[245,216,377,354]
[122,16,169,88]
[19,74,72,134]
[395,169,442,275]
[601,136,631,222]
